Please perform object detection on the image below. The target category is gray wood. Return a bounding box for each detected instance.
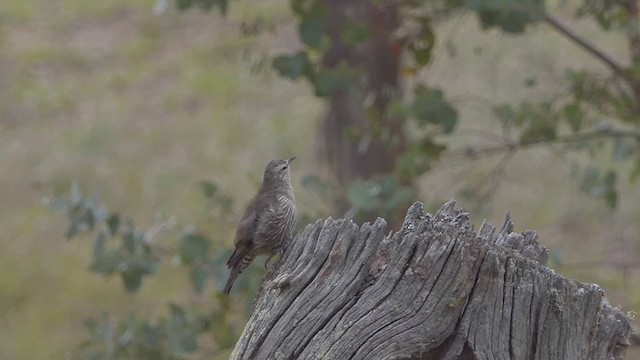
[229,201,631,360]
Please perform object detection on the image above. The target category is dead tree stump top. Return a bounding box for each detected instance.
[230,201,631,360]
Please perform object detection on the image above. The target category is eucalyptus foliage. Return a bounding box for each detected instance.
[51,183,250,359]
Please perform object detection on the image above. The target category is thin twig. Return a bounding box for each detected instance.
[444,129,640,163]
[455,127,507,143]
[479,150,516,208]
[440,10,468,57]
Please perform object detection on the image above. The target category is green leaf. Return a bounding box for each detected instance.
[385,99,407,120]
[200,180,218,198]
[201,181,234,214]
[576,0,625,30]
[411,85,458,133]
[290,0,312,16]
[395,138,445,181]
[519,122,556,143]
[477,10,525,33]
[346,180,379,211]
[167,304,198,355]
[417,137,447,157]
[492,104,516,124]
[299,4,325,48]
[396,153,426,181]
[142,323,161,350]
[176,0,192,10]
[313,68,343,97]
[135,256,159,276]
[182,335,198,354]
[578,168,619,208]
[604,170,616,188]
[195,0,213,10]
[272,52,311,80]
[99,314,114,350]
[548,249,564,268]
[467,0,546,33]
[518,102,557,143]
[340,22,370,46]
[383,187,413,214]
[107,213,120,236]
[563,103,583,132]
[90,249,122,274]
[121,270,143,292]
[93,231,106,257]
[169,303,186,319]
[376,176,398,197]
[123,231,142,254]
[71,181,82,204]
[605,188,618,208]
[48,198,69,212]
[180,232,211,264]
[66,219,81,239]
[301,175,333,198]
[190,263,209,293]
[211,250,232,292]
[345,176,412,216]
[408,17,435,67]
[83,318,98,331]
[346,175,411,215]
[579,167,600,192]
[218,0,228,15]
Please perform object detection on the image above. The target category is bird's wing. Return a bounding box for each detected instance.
[278,195,296,237]
[233,210,257,248]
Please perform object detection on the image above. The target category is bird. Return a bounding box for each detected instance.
[223,157,297,295]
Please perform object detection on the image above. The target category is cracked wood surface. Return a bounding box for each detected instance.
[229,201,631,360]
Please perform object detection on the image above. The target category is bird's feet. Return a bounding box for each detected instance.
[264,254,275,270]
[264,247,285,271]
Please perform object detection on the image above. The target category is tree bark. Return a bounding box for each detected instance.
[320,0,408,222]
[230,201,631,360]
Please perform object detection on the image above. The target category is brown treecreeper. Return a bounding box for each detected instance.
[223,157,296,295]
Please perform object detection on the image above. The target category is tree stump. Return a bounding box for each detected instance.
[230,201,631,359]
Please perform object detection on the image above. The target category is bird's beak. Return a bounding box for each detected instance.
[287,157,296,164]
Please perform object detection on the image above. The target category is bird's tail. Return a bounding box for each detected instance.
[223,270,239,295]
[223,251,254,295]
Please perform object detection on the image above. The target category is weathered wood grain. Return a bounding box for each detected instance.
[229,201,631,360]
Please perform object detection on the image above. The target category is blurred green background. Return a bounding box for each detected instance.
[0,0,638,358]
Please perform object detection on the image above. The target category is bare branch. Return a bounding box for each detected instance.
[444,128,640,163]
[544,14,630,82]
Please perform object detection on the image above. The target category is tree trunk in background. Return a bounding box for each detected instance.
[230,201,631,359]
[620,0,640,110]
[320,0,407,219]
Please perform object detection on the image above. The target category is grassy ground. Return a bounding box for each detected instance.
[0,0,638,358]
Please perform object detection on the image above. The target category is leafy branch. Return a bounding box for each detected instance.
[48,182,253,358]
[447,128,640,161]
